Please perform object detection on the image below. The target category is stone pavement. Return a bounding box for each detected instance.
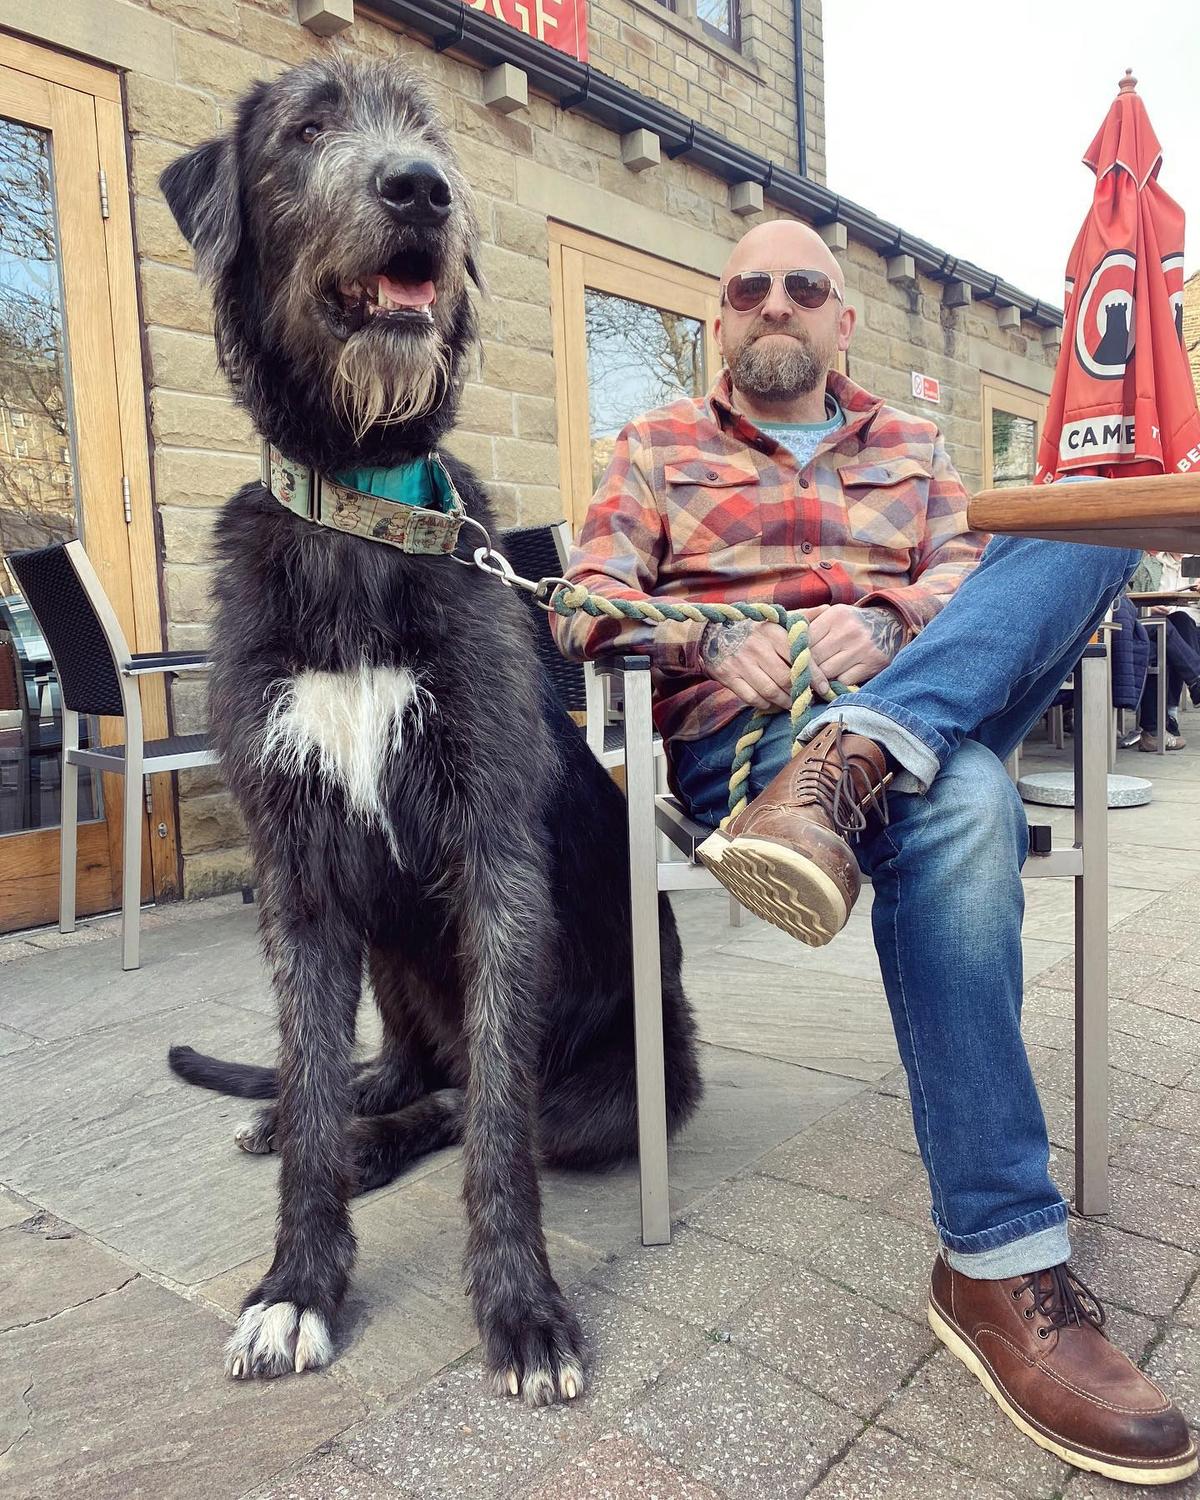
[1,733,1198,1499]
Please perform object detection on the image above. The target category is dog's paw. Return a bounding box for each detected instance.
[483,1287,587,1406]
[225,1300,333,1379]
[234,1108,277,1155]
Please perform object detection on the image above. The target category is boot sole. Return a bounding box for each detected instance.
[696,830,850,948]
[928,1300,1198,1486]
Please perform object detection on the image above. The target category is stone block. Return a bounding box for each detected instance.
[174,28,281,98]
[453,95,534,155]
[624,1345,860,1500]
[134,194,194,268]
[125,72,218,144]
[480,342,556,397]
[298,0,353,35]
[140,261,214,335]
[455,134,518,197]
[458,382,515,438]
[493,436,559,486]
[886,253,916,286]
[147,0,238,34]
[729,180,763,217]
[155,447,259,508]
[165,563,219,625]
[482,61,527,114]
[515,394,557,443]
[0,1217,138,1333]
[479,243,550,305]
[147,326,228,398]
[441,429,494,479]
[943,280,973,308]
[620,127,661,172]
[179,789,244,855]
[160,505,218,566]
[532,132,599,185]
[818,220,848,252]
[153,390,257,451]
[130,135,185,198]
[1042,324,1063,352]
[242,6,328,61]
[496,299,555,351]
[182,844,253,898]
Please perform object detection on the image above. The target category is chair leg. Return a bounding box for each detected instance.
[728,893,744,927]
[59,710,79,934]
[1073,647,1109,1217]
[121,763,143,972]
[623,663,671,1247]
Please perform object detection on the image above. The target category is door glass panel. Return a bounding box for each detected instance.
[0,116,100,836]
[585,289,705,489]
[991,408,1038,488]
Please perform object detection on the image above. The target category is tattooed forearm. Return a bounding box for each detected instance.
[859,607,906,661]
[701,620,755,669]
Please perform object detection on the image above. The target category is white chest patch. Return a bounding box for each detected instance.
[259,665,431,823]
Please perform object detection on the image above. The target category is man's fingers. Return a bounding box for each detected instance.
[808,657,832,698]
[740,661,790,711]
[748,639,794,696]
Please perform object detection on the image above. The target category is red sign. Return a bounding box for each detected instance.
[911,371,940,404]
[468,0,589,61]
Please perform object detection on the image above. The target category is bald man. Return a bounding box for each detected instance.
[550,219,1195,1485]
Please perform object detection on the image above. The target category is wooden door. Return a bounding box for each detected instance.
[0,34,177,932]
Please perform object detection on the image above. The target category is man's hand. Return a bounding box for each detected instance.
[699,620,792,711]
[806,605,906,698]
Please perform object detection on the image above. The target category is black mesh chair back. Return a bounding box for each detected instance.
[8,543,126,717]
[500,524,588,715]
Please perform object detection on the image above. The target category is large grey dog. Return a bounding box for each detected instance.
[159,56,701,1403]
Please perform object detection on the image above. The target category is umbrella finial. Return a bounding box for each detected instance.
[1118,68,1138,93]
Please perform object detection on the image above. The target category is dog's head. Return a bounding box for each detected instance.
[161,56,484,465]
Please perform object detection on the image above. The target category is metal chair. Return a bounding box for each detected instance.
[600,643,1113,1246]
[7,541,216,970]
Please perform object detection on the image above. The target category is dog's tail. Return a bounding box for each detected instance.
[168,1044,278,1098]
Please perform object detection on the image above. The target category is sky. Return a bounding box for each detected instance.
[822,0,1200,309]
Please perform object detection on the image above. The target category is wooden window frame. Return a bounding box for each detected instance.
[549,223,723,532]
[981,373,1048,491]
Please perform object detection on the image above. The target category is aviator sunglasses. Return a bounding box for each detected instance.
[721,268,844,313]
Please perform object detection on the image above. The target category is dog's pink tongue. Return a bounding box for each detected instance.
[375,273,436,308]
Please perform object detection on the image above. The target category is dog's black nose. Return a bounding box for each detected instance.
[376,161,452,223]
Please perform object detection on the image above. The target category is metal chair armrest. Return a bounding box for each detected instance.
[124,651,212,676]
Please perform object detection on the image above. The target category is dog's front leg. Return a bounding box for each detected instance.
[459,850,586,1406]
[226,906,362,1379]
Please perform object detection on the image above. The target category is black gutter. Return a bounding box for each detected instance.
[368,0,1062,327]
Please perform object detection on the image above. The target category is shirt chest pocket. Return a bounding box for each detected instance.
[663,460,761,559]
[838,457,930,550]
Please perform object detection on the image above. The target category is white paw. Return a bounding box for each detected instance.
[233,1118,276,1154]
[225,1301,332,1378]
[495,1357,585,1405]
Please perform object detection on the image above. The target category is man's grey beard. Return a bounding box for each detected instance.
[728,331,829,401]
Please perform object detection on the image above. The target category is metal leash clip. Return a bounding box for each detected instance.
[451,515,571,611]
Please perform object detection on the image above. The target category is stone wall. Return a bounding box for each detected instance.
[8,0,1054,897]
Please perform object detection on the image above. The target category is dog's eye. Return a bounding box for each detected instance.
[298,121,323,144]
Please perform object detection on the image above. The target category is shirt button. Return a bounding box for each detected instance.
[801,541,813,554]
[705,469,719,480]
[819,560,832,570]
[797,479,809,490]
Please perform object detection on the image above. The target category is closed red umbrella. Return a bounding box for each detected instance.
[1036,70,1200,484]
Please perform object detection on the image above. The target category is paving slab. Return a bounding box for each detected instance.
[877,1349,1070,1499]
[807,1424,1021,1500]
[760,1124,917,1204]
[0,1215,137,1331]
[525,1434,726,1500]
[1145,1325,1200,1430]
[1066,1219,1198,1317]
[0,1002,280,1284]
[680,1173,857,1262]
[0,1186,33,1230]
[342,1361,599,1500]
[621,1342,861,1500]
[0,1025,34,1056]
[244,1449,415,1499]
[1112,1122,1200,1191]
[1150,1087,1200,1137]
[590,1225,785,1330]
[726,1263,935,1416]
[802,1209,939,1323]
[1064,1467,1200,1499]
[0,1231,364,1500]
[563,1285,710,1425]
[202,1178,599,1404]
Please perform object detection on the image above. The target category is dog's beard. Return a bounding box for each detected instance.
[331,326,453,441]
[727,327,832,402]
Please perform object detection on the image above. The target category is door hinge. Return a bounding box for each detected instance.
[144,781,154,816]
[98,167,110,220]
[121,475,132,524]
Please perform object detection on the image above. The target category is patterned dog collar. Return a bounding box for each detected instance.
[262,443,467,556]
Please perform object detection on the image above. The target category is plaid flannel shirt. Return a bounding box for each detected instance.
[549,368,987,750]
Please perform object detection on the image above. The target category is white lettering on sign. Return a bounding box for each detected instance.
[911,371,940,404]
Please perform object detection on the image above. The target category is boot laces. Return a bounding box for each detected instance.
[1013,1263,1106,1336]
[803,720,890,841]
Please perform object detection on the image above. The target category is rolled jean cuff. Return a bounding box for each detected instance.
[941,1203,1071,1280]
[799,700,948,794]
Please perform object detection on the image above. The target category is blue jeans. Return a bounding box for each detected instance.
[673,536,1142,1278]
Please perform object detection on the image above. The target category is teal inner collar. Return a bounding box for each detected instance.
[331,458,455,512]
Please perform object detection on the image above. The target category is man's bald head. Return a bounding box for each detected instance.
[721,220,845,297]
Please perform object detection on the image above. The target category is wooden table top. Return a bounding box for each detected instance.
[968,473,1200,551]
[1128,590,1200,605]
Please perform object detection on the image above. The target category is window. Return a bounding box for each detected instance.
[12,440,27,459]
[11,410,25,428]
[549,225,722,530]
[981,375,1048,490]
[695,0,740,46]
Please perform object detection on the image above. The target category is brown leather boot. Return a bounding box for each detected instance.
[696,720,890,946]
[929,1254,1197,1485]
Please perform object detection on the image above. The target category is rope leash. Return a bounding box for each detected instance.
[454,526,854,826]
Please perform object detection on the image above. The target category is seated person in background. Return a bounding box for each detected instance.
[551,217,1195,1485]
[1137,610,1200,750]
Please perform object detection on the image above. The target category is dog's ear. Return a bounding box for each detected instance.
[160,136,242,283]
[465,251,488,297]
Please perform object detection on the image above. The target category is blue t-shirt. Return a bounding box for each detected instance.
[758,395,845,470]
